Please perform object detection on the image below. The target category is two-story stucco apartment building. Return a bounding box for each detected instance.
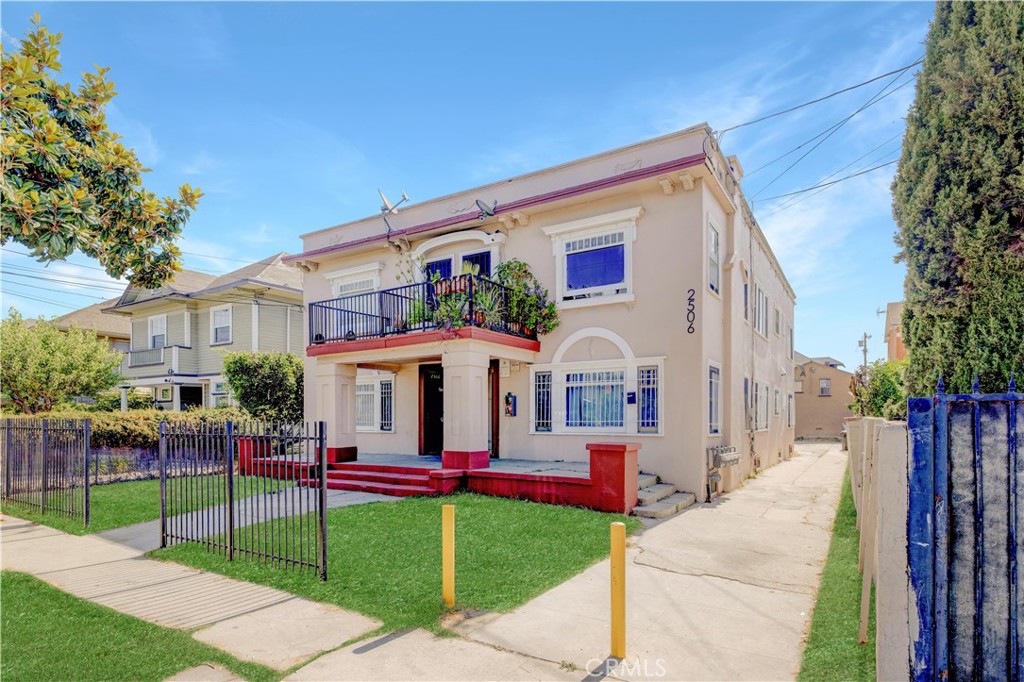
[285,124,795,499]
[105,254,304,410]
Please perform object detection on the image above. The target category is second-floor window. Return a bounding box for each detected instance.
[819,378,831,397]
[708,223,720,294]
[211,306,232,345]
[148,315,166,349]
[542,207,641,308]
[754,283,770,337]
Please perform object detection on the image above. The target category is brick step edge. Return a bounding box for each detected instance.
[325,479,436,497]
[326,470,431,485]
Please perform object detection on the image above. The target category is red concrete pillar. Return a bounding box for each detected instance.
[586,442,640,513]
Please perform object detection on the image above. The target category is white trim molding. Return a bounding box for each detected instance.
[209,304,233,346]
[412,230,505,281]
[542,206,643,310]
[550,327,636,364]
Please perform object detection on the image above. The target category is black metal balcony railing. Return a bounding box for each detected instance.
[309,274,536,345]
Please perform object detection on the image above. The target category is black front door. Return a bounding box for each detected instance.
[180,386,203,410]
[420,365,444,455]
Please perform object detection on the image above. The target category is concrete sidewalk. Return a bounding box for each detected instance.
[0,515,381,672]
[289,443,847,681]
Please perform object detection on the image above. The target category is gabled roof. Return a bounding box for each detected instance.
[105,252,301,313]
[45,299,131,338]
[794,351,845,368]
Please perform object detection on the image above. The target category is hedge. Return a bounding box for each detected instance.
[1,408,250,450]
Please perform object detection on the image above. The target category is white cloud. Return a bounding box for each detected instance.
[106,104,162,166]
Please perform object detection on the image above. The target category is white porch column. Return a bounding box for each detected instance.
[172,384,181,411]
[441,348,491,469]
[314,361,358,463]
[120,388,129,413]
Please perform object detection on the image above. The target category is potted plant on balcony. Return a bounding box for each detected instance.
[471,285,504,328]
[493,259,560,336]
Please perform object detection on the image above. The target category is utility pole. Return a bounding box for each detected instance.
[858,333,871,374]
[856,333,871,416]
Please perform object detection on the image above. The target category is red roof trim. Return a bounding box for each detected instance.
[306,327,541,357]
[285,152,706,263]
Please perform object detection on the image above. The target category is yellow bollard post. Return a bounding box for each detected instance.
[442,504,455,608]
[610,521,626,658]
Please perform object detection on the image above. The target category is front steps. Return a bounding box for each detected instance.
[633,473,697,519]
[324,463,436,497]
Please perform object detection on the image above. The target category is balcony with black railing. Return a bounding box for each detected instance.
[308,274,538,346]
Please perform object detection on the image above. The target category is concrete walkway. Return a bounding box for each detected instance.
[0,515,381,672]
[288,443,847,681]
[98,488,396,551]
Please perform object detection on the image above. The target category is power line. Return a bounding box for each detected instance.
[760,135,903,217]
[757,159,898,202]
[717,57,923,136]
[1,270,128,293]
[1,288,81,310]
[1,280,111,301]
[751,72,912,199]
[2,261,130,287]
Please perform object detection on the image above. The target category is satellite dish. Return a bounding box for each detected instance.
[378,188,409,215]
[475,199,497,218]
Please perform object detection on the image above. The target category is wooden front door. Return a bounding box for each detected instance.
[419,365,444,455]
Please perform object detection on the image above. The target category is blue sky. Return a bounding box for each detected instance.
[1,2,935,369]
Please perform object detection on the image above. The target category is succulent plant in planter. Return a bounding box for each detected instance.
[472,285,504,329]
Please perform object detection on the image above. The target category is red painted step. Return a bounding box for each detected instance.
[326,478,435,497]
[329,462,437,476]
[326,469,431,486]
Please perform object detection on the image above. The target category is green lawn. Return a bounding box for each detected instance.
[156,493,641,633]
[798,471,876,681]
[0,571,278,682]
[2,475,287,535]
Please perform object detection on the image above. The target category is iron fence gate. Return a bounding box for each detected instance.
[159,419,328,580]
[908,379,1023,681]
[1,418,91,526]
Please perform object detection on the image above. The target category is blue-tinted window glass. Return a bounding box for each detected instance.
[566,245,624,291]
[461,252,491,277]
[425,259,451,280]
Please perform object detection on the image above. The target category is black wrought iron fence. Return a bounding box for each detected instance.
[1,418,91,526]
[159,419,327,580]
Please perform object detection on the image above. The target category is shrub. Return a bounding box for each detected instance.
[222,352,304,422]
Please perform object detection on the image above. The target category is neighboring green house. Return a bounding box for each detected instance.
[104,253,304,410]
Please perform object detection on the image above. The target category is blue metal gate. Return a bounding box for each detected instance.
[908,379,1023,681]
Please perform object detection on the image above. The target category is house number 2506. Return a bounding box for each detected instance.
[686,289,696,333]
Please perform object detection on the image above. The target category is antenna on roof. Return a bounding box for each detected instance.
[377,189,410,237]
[875,307,885,317]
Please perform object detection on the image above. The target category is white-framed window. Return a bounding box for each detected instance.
[157,386,172,401]
[708,364,721,435]
[742,266,750,322]
[148,315,167,349]
[210,305,232,345]
[411,231,505,283]
[754,380,770,431]
[530,356,663,435]
[774,388,781,415]
[542,207,642,309]
[795,380,804,393]
[774,307,781,336]
[211,381,228,395]
[819,378,831,397]
[753,283,769,337]
[355,376,394,433]
[788,325,794,359]
[708,222,720,295]
[787,394,794,427]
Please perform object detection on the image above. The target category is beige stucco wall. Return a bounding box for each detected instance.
[300,126,796,497]
[794,361,854,439]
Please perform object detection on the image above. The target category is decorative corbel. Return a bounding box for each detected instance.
[678,172,695,191]
[657,176,676,195]
[498,211,529,229]
[293,260,319,273]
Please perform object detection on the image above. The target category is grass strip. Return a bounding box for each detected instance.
[2,474,290,535]
[0,571,278,682]
[798,470,876,681]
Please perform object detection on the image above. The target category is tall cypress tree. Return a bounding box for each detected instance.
[892,1,1024,396]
